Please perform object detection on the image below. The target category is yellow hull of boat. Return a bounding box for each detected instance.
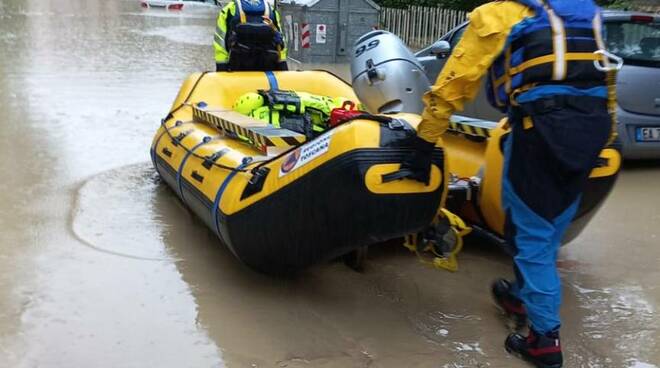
[151,71,447,273]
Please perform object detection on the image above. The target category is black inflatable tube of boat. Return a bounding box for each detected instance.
[155,117,445,274]
[155,147,445,274]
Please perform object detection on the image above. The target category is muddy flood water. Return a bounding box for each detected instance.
[0,1,658,367]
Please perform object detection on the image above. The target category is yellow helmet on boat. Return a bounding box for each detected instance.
[233,92,265,115]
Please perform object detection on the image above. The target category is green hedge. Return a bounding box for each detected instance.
[375,0,632,11]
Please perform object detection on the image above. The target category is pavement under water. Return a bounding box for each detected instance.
[0,0,658,367]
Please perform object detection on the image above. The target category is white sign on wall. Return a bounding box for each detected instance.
[285,15,293,50]
[293,22,300,51]
[315,24,327,44]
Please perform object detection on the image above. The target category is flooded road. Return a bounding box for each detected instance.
[0,0,658,367]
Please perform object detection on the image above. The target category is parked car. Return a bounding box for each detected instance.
[140,0,220,11]
[416,10,660,159]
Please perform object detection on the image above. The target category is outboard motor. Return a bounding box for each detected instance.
[351,31,431,114]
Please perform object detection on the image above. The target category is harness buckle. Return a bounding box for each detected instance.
[593,49,624,72]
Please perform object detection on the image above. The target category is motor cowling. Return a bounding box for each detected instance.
[350,31,431,115]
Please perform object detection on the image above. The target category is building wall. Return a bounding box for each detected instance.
[280,0,379,64]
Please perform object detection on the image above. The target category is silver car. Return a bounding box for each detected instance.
[416,11,660,159]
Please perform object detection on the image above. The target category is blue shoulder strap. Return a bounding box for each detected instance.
[544,0,599,22]
[512,0,599,21]
[237,0,266,15]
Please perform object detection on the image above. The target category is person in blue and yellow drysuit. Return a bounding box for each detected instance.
[401,1,616,367]
[213,0,288,72]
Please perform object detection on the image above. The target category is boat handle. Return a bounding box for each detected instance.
[381,169,415,183]
[191,170,204,183]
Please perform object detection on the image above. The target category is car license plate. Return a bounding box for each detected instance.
[636,127,660,142]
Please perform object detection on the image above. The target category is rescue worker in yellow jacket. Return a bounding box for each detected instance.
[213,0,288,72]
[401,1,617,367]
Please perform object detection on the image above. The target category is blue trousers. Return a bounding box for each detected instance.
[502,95,611,334]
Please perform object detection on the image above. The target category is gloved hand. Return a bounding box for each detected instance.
[400,135,436,184]
[262,16,276,29]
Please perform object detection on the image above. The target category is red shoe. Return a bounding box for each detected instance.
[505,328,563,368]
[492,278,527,329]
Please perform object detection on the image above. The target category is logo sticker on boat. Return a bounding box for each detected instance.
[279,133,332,177]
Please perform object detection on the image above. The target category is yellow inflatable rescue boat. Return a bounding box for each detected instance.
[151,70,622,273]
[151,71,447,273]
